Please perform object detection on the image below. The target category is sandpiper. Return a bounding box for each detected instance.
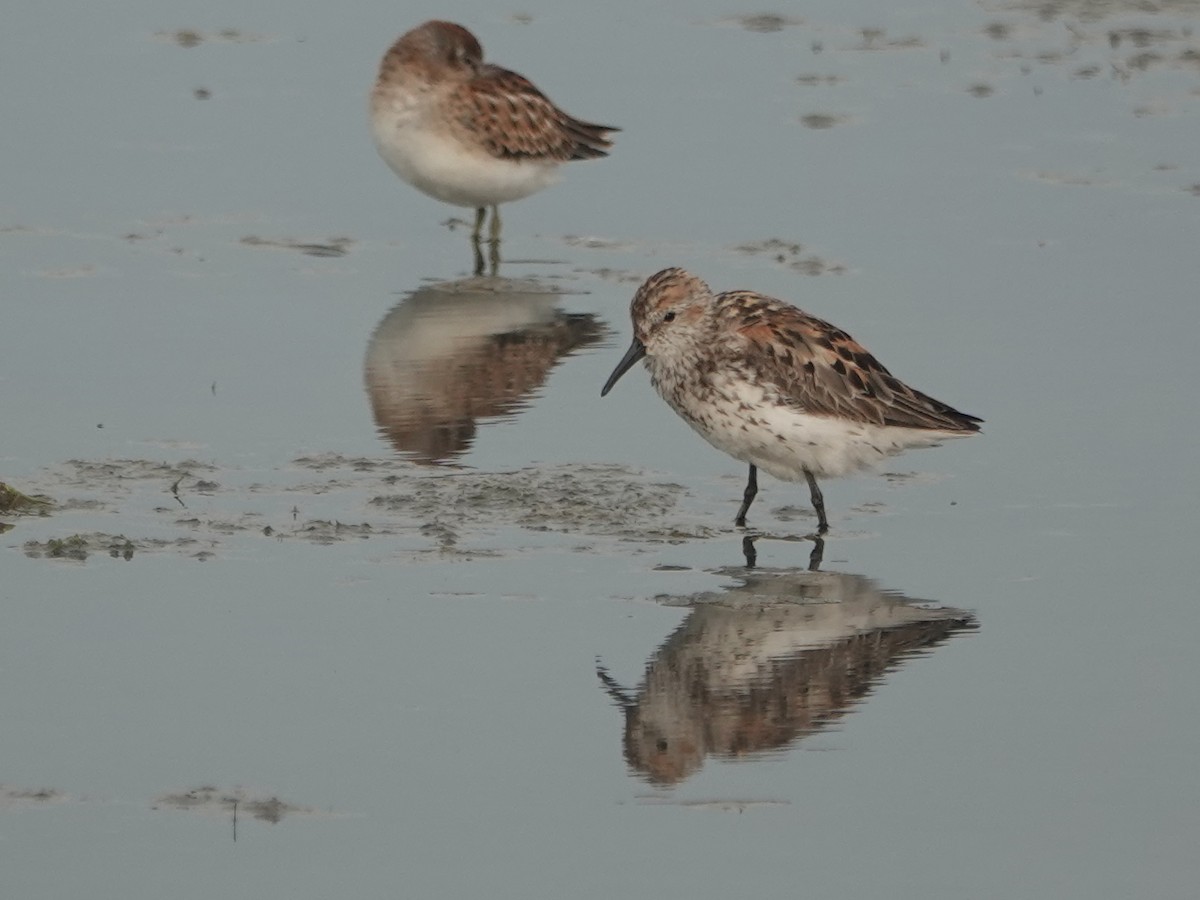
[601,268,982,533]
[370,21,617,247]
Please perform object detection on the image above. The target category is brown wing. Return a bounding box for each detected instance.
[447,65,617,162]
[723,292,982,432]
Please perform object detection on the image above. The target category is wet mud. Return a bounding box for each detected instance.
[153,28,275,48]
[10,456,722,563]
[732,239,847,275]
[0,785,67,808]
[154,786,327,824]
[239,235,354,258]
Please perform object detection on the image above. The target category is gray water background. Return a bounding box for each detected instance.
[2,1,1199,897]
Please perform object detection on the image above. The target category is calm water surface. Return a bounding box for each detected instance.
[2,1,1198,898]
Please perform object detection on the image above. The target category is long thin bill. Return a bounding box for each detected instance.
[600,339,647,397]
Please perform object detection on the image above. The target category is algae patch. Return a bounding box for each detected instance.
[0,481,53,517]
[24,533,146,562]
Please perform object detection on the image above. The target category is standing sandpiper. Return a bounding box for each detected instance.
[601,268,982,533]
[370,21,617,255]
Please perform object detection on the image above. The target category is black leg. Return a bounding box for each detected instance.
[470,207,487,276]
[487,229,500,275]
[804,469,828,534]
[808,536,824,571]
[471,239,485,276]
[742,534,758,568]
[735,464,758,527]
[488,205,502,244]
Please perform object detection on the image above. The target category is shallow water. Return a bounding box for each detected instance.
[3,1,1199,898]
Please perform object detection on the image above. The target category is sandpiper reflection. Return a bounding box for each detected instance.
[365,277,604,464]
[598,566,976,786]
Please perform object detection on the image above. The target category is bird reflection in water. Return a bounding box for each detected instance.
[597,562,977,786]
[365,277,604,464]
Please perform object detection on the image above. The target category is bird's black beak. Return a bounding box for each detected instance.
[600,338,646,397]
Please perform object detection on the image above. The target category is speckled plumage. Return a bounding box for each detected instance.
[601,268,982,532]
[370,21,616,241]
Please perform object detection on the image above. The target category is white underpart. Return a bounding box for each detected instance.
[371,94,561,208]
[655,367,970,481]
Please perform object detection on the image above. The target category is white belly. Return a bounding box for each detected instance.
[665,373,967,481]
[371,110,560,208]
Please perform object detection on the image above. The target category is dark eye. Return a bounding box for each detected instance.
[663,311,676,323]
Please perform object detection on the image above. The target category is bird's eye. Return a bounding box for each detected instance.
[663,311,676,323]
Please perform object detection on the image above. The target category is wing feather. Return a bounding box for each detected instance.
[448,65,617,162]
[721,292,981,432]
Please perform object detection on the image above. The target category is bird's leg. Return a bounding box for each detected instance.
[471,240,485,276]
[742,534,758,568]
[487,205,502,245]
[735,464,758,527]
[807,536,825,571]
[804,469,828,534]
[469,207,490,275]
[487,229,500,275]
